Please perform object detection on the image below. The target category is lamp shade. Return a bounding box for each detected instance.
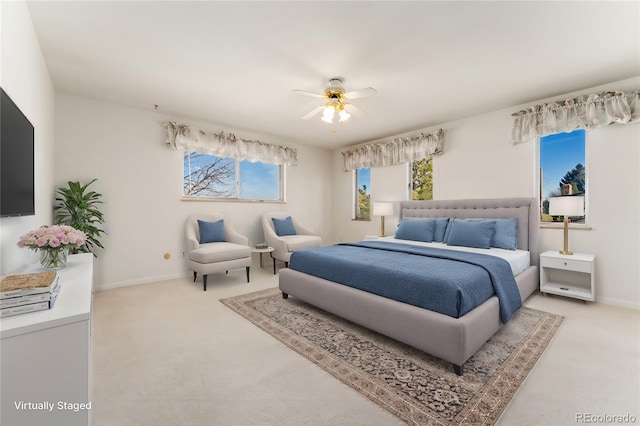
[548,196,585,216]
[372,202,393,216]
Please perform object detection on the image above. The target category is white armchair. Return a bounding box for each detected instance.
[186,214,252,291]
[262,212,321,274]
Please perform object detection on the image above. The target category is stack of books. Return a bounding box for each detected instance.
[0,271,61,318]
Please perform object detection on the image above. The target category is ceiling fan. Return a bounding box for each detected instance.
[293,78,377,124]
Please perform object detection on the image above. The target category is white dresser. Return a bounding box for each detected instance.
[1,253,93,426]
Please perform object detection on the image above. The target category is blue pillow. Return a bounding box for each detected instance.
[492,218,518,250]
[443,219,455,243]
[456,218,519,250]
[395,218,436,242]
[198,219,226,243]
[272,216,297,236]
[433,217,450,242]
[446,219,495,249]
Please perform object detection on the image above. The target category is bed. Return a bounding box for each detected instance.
[278,198,539,375]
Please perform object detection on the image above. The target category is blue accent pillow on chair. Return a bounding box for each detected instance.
[395,218,436,242]
[198,219,226,243]
[272,216,297,236]
[446,219,495,249]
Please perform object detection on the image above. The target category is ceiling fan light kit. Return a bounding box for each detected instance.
[294,78,376,125]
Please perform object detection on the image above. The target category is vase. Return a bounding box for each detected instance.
[40,248,69,270]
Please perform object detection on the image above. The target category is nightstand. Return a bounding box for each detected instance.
[540,250,595,302]
[363,235,384,241]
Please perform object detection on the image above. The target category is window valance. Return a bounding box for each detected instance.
[342,128,444,171]
[164,122,298,166]
[511,90,640,143]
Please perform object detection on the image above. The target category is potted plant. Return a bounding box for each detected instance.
[54,179,106,257]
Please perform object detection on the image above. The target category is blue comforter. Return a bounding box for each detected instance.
[289,241,522,323]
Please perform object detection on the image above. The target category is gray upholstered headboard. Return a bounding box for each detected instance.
[399,198,539,266]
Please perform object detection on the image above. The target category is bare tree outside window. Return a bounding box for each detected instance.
[183,152,235,197]
[183,152,283,201]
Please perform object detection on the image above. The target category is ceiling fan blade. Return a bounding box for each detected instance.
[343,87,377,100]
[292,90,326,99]
[343,103,366,118]
[301,105,324,120]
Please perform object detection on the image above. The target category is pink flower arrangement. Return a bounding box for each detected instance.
[17,225,86,251]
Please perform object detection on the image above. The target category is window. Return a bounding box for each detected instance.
[354,167,370,220]
[539,129,586,223]
[410,158,433,200]
[183,152,283,201]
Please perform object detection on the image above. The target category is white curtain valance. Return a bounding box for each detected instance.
[164,122,298,166]
[341,129,444,171]
[511,90,640,143]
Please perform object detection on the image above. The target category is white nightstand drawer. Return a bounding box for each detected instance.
[541,256,592,273]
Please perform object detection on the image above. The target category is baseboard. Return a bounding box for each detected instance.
[597,296,640,310]
[96,272,190,292]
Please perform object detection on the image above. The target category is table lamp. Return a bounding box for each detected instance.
[372,202,393,237]
[548,195,585,255]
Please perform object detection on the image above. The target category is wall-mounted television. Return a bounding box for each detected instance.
[1,88,35,217]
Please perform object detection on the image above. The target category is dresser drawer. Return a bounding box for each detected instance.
[541,256,592,273]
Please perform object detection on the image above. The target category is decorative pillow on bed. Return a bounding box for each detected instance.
[198,219,226,243]
[459,218,519,250]
[395,218,436,242]
[443,219,455,243]
[446,219,495,249]
[491,218,518,250]
[433,217,450,242]
[272,216,297,236]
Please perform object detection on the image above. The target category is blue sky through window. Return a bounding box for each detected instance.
[540,129,585,199]
[357,168,370,193]
[239,160,279,200]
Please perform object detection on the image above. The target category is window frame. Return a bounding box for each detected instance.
[182,151,285,203]
[536,129,590,228]
[352,167,371,221]
[408,157,434,201]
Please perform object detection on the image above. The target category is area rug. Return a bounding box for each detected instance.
[220,288,563,425]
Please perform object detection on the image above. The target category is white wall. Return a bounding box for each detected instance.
[54,93,333,290]
[0,1,56,274]
[3,1,636,308]
[332,77,640,309]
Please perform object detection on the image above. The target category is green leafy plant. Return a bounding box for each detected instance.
[54,179,106,256]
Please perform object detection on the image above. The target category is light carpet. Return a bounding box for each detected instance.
[221,288,564,426]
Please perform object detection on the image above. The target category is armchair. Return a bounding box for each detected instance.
[262,212,321,274]
[186,214,251,291]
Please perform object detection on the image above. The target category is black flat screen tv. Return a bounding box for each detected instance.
[1,88,35,217]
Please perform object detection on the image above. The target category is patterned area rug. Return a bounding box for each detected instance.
[221,288,563,425]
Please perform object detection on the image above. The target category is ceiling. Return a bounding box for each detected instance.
[26,1,639,150]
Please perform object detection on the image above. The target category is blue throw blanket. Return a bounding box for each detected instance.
[289,241,522,323]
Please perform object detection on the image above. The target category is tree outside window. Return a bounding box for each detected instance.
[411,158,433,200]
[354,168,370,220]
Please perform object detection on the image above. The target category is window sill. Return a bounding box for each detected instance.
[181,197,285,204]
[539,223,592,230]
